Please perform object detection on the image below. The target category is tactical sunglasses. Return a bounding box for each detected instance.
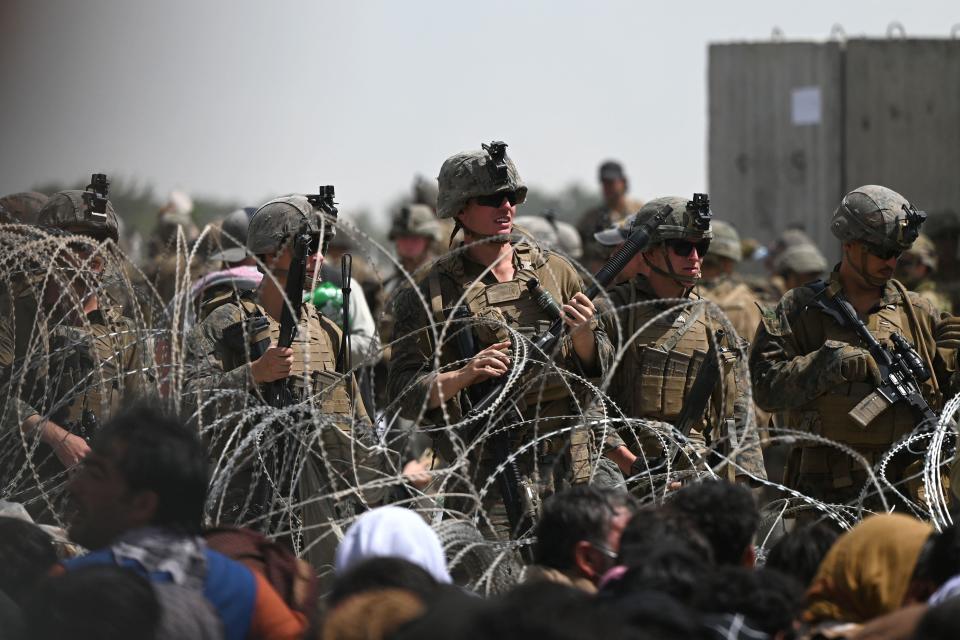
[865,244,902,261]
[666,239,710,257]
[474,191,520,208]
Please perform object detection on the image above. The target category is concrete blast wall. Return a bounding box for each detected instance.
[709,38,960,263]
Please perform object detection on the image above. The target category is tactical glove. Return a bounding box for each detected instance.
[934,317,960,351]
[837,344,881,384]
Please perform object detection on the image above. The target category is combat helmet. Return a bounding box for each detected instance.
[903,233,938,272]
[594,195,712,246]
[831,185,925,255]
[0,191,48,225]
[36,174,119,242]
[436,140,527,220]
[774,243,829,276]
[513,216,560,251]
[247,193,335,256]
[708,220,742,262]
[389,203,442,242]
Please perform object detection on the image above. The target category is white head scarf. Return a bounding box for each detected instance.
[334,506,452,584]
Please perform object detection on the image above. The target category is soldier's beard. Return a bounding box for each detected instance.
[852,252,890,288]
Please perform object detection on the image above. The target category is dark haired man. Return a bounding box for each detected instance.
[62,404,306,640]
[526,485,636,591]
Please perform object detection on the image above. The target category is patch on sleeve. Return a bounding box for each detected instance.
[757,303,784,337]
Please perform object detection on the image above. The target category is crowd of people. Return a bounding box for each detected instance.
[1,139,960,639]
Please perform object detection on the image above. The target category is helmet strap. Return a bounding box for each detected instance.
[847,245,888,288]
[643,245,699,291]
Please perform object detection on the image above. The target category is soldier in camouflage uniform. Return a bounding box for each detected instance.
[576,161,644,273]
[751,185,960,510]
[595,198,767,488]
[698,219,762,345]
[896,234,952,315]
[387,141,616,539]
[0,183,149,510]
[183,194,385,573]
[773,243,829,294]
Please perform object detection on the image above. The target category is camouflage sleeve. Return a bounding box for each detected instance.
[181,305,257,424]
[554,257,612,379]
[904,292,960,402]
[749,295,848,412]
[386,285,462,424]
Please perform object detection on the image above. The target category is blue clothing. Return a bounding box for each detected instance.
[66,547,255,640]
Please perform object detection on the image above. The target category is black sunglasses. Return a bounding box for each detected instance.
[666,239,710,257]
[866,244,902,261]
[474,191,520,208]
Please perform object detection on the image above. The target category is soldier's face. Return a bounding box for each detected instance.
[601,178,626,203]
[846,242,897,283]
[267,243,321,288]
[458,195,516,239]
[395,235,430,259]
[650,240,705,278]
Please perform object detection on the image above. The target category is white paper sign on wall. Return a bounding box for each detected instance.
[791,86,822,126]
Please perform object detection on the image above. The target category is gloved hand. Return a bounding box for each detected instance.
[934,316,960,350]
[837,344,881,384]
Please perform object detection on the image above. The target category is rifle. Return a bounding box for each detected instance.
[337,254,355,408]
[813,288,939,436]
[267,223,313,408]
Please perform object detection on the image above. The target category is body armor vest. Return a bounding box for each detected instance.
[44,307,139,437]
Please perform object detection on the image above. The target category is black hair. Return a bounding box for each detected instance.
[919,522,960,588]
[690,566,804,637]
[617,506,715,566]
[0,517,58,604]
[534,485,636,571]
[599,590,702,640]
[93,403,208,535]
[665,480,759,566]
[601,542,710,603]
[328,556,442,608]
[22,565,160,640]
[913,596,960,640]
[764,523,838,588]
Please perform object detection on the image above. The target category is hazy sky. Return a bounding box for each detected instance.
[1,1,956,222]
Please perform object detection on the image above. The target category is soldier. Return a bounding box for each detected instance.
[576,161,644,273]
[773,243,829,293]
[183,194,385,573]
[377,204,444,402]
[698,220,762,345]
[751,185,960,511]
[594,197,767,487]
[0,180,149,507]
[895,234,952,315]
[387,141,617,540]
